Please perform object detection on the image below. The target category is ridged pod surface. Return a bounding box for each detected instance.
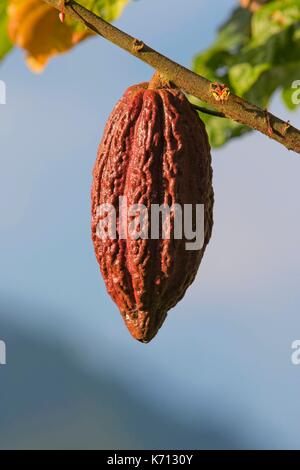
[91,76,214,343]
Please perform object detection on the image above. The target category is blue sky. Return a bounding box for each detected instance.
[1,0,300,449]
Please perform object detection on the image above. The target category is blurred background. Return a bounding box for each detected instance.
[1,0,300,450]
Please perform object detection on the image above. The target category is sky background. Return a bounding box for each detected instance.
[1,0,300,449]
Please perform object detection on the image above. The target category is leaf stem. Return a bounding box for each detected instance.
[192,104,226,118]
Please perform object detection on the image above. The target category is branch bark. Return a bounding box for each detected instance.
[44,0,300,154]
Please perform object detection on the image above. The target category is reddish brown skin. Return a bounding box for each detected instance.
[91,81,214,343]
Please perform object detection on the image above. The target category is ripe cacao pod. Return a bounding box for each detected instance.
[91,74,214,343]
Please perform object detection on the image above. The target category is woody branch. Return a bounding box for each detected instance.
[43,0,300,154]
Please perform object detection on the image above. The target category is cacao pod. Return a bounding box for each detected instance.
[91,74,214,343]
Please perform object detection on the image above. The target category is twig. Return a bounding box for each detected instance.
[43,0,300,154]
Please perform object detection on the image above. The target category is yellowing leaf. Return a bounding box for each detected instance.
[7,0,130,72]
[8,0,92,72]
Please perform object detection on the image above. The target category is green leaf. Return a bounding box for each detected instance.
[281,85,298,110]
[193,7,252,81]
[193,1,300,148]
[0,1,13,61]
[203,116,250,148]
[68,0,129,33]
[229,62,270,95]
[80,0,129,22]
[251,0,300,46]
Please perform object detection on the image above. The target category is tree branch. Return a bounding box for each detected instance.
[44,0,300,154]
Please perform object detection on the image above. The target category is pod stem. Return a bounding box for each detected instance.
[148,72,173,90]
